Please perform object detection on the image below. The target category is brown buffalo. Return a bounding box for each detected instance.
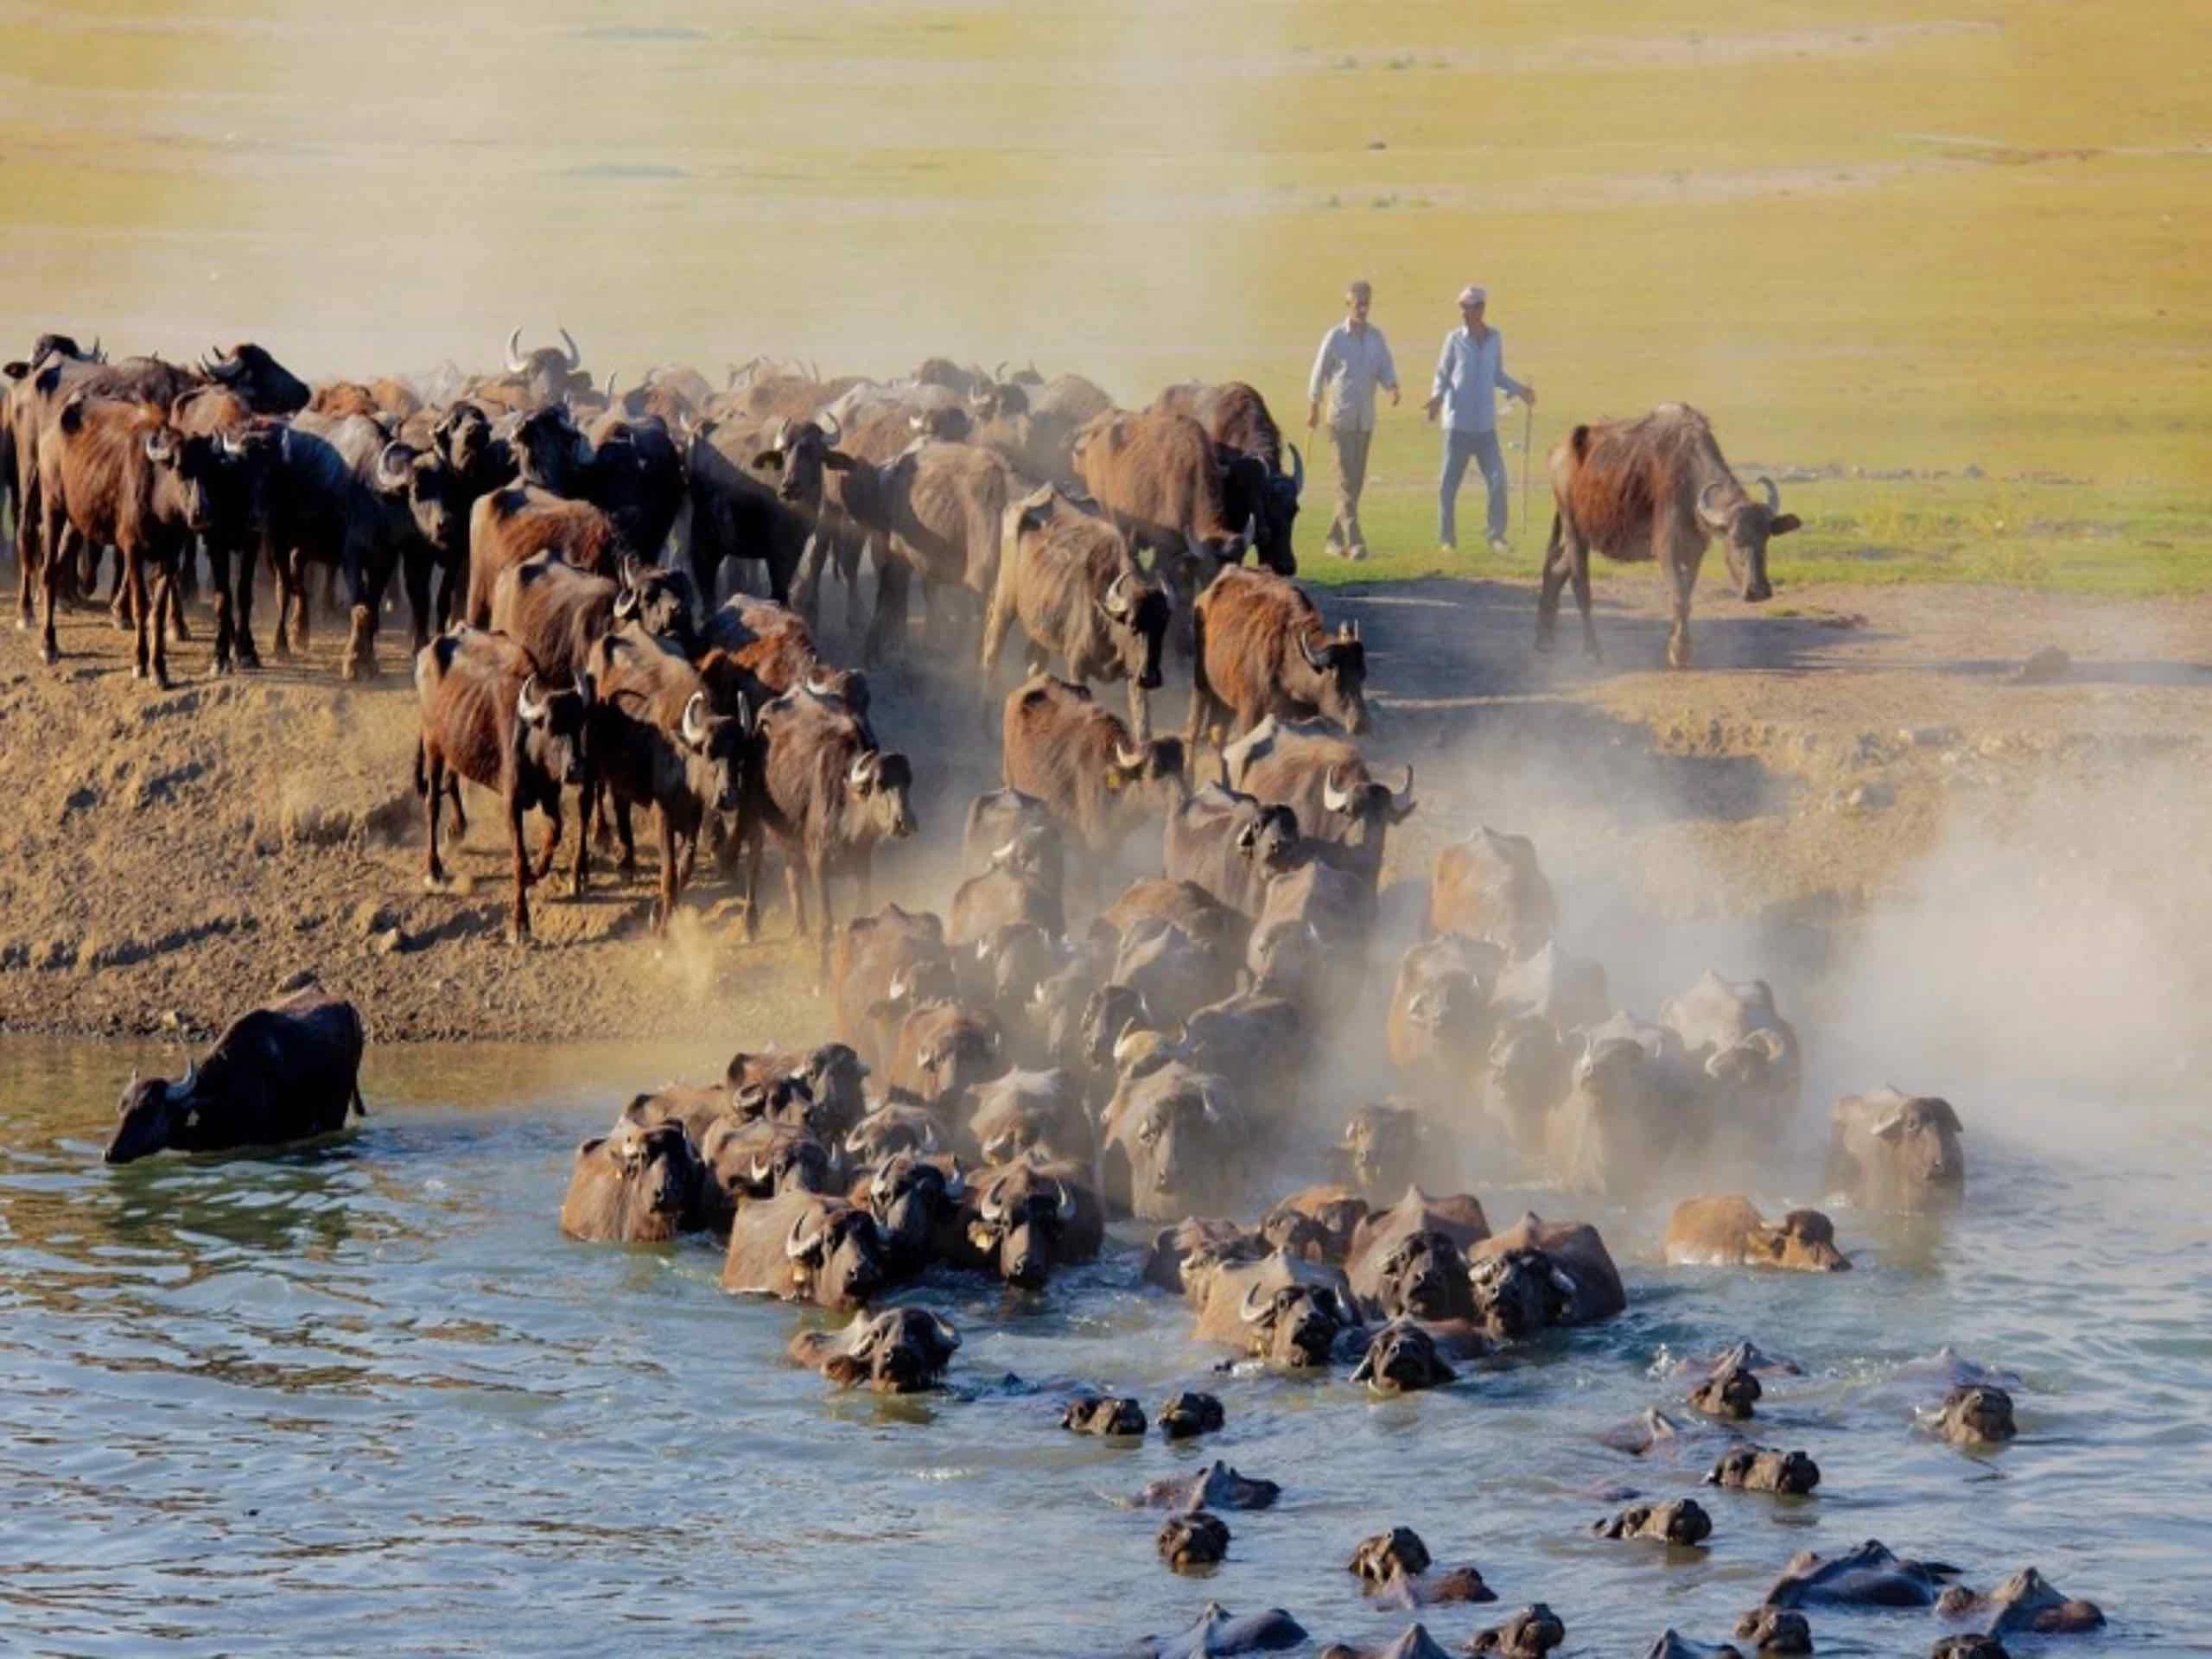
[1666,1197,1849,1272]
[1826,1087,1965,1210]
[1223,713,1414,880]
[831,905,957,1070]
[835,437,1012,663]
[721,1191,887,1310]
[1152,379,1303,575]
[1001,675,1185,862]
[789,1306,960,1393]
[1187,566,1367,752]
[982,483,1168,736]
[1070,405,1249,642]
[412,626,589,942]
[559,1117,701,1243]
[1540,403,1800,669]
[1425,828,1555,959]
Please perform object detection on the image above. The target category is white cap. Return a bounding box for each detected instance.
[1458,284,1487,308]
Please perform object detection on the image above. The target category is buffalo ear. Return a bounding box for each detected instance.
[821,1353,870,1386]
[749,449,782,470]
[1768,513,1802,536]
[3,360,27,380]
[822,450,855,471]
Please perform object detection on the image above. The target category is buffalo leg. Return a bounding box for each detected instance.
[810,849,835,986]
[448,774,468,838]
[232,537,264,668]
[569,762,591,899]
[36,501,66,663]
[402,544,435,655]
[740,828,763,942]
[432,558,460,634]
[1535,518,1569,652]
[507,792,533,943]
[654,810,679,933]
[206,541,235,675]
[1570,540,1599,659]
[864,554,910,664]
[423,747,448,886]
[784,858,808,941]
[146,557,175,689]
[1666,545,1701,671]
[533,799,563,881]
[125,547,152,681]
[613,798,638,876]
[12,470,38,630]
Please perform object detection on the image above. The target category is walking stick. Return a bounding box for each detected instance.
[1519,397,1534,549]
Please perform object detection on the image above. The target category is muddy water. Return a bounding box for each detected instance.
[0,1037,2203,1656]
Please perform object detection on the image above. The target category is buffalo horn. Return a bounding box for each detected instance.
[168,1058,201,1102]
[1758,474,1781,512]
[1287,442,1305,495]
[558,327,582,370]
[1697,480,1733,528]
[1238,1282,1274,1325]
[1114,742,1145,772]
[1322,764,1353,815]
[848,750,878,789]
[785,1211,824,1260]
[219,428,245,458]
[680,690,709,748]
[1299,629,1330,671]
[89,335,103,362]
[1053,1179,1077,1224]
[993,359,1007,382]
[978,1180,1005,1224]
[505,327,528,373]
[887,967,912,1002]
[941,1160,966,1201]
[814,408,841,447]
[1392,765,1414,812]
[988,838,1020,869]
[764,415,787,454]
[516,674,548,723]
[1103,571,1132,618]
[202,345,240,379]
[930,1313,961,1351]
[1111,1018,1147,1065]
[375,439,413,491]
[807,359,821,385]
[804,665,836,698]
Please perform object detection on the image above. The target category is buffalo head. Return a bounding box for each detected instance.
[613,556,700,652]
[1939,1383,2017,1446]
[1351,1318,1458,1394]
[677,690,747,816]
[1294,620,1368,734]
[516,673,589,789]
[1239,1276,1358,1368]
[967,1160,1082,1289]
[784,1200,888,1309]
[1696,475,1797,602]
[752,411,851,505]
[512,404,593,494]
[106,1062,201,1164]
[848,747,918,842]
[503,325,590,407]
[1872,1093,1966,1192]
[1096,569,1170,692]
[200,341,310,414]
[807,1306,960,1393]
[1370,1228,1473,1322]
[865,1151,966,1265]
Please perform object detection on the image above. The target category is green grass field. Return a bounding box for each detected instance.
[3,0,2206,593]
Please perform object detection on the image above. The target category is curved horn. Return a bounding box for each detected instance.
[89,335,103,363]
[848,750,878,790]
[1112,1018,1147,1064]
[989,838,1020,868]
[814,408,841,447]
[569,674,590,710]
[1053,1178,1077,1224]
[1115,742,1145,772]
[993,359,1008,382]
[764,415,787,454]
[505,327,528,373]
[516,674,548,723]
[558,327,582,370]
[219,428,245,458]
[930,1313,961,1351]
[1103,571,1132,617]
[977,1178,1006,1224]
[1392,764,1415,814]
[785,1211,825,1259]
[1238,1281,1274,1325]
[941,1160,967,1200]
[1697,480,1733,529]
[887,967,912,1001]
[680,690,709,747]
[749,1154,775,1186]
[1299,628,1330,671]
[1287,442,1305,495]
[601,372,620,408]
[202,345,241,379]
[1322,764,1352,815]
[1757,474,1780,512]
[375,439,413,491]
[177,1058,201,1096]
[804,665,836,697]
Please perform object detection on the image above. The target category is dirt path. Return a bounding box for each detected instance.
[1,571,2205,1045]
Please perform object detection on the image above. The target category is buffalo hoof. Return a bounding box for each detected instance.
[1534,632,1556,656]
[39,639,58,665]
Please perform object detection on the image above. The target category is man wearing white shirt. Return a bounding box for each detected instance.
[1426,284,1535,555]
[1306,279,1399,561]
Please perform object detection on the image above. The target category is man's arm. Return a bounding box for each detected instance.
[1378,332,1400,406]
[1426,331,1454,420]
[1496,337,1533,404]
[1306,328,1337,428]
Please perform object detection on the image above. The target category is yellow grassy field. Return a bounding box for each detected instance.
[3,0,2206,588]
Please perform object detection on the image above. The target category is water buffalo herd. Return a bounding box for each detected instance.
[58,328,2088,1656]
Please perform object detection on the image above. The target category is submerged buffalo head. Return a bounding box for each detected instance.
[1352,1319,1458,1394]
[751,411,852,506]
[1939,1383,2017,1446]
[842,1096,945,1166]
[802,1306,959,1393]
[1239,1275,1358,1368]
[784,1199,887,1309]
[865,1152,966,1264]
[603,1117,698,1227]
[1732,1609,1811,1655]
[967,1162,1081,1289]
[1468,1246,1572,1340]
[1370,1229,1473,1322]
[515,673,590,789]
[1339,1103,1426,1197]
[1761,1208,1849,1272]
[803,1042,870,1141]
[107,1063,204,1164]
[1695,474,1797,603]
[146,426,229,537]
[1689,1363,1762,1421]
[378,441,470,557]
[1107,1065,1240,1218]
[1871,1093,1966,1192]
[1294,620,1368,734]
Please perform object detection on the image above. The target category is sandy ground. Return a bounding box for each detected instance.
[0,565,2205,1046]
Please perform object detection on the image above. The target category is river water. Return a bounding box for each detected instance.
[0,1036,2204,1656]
